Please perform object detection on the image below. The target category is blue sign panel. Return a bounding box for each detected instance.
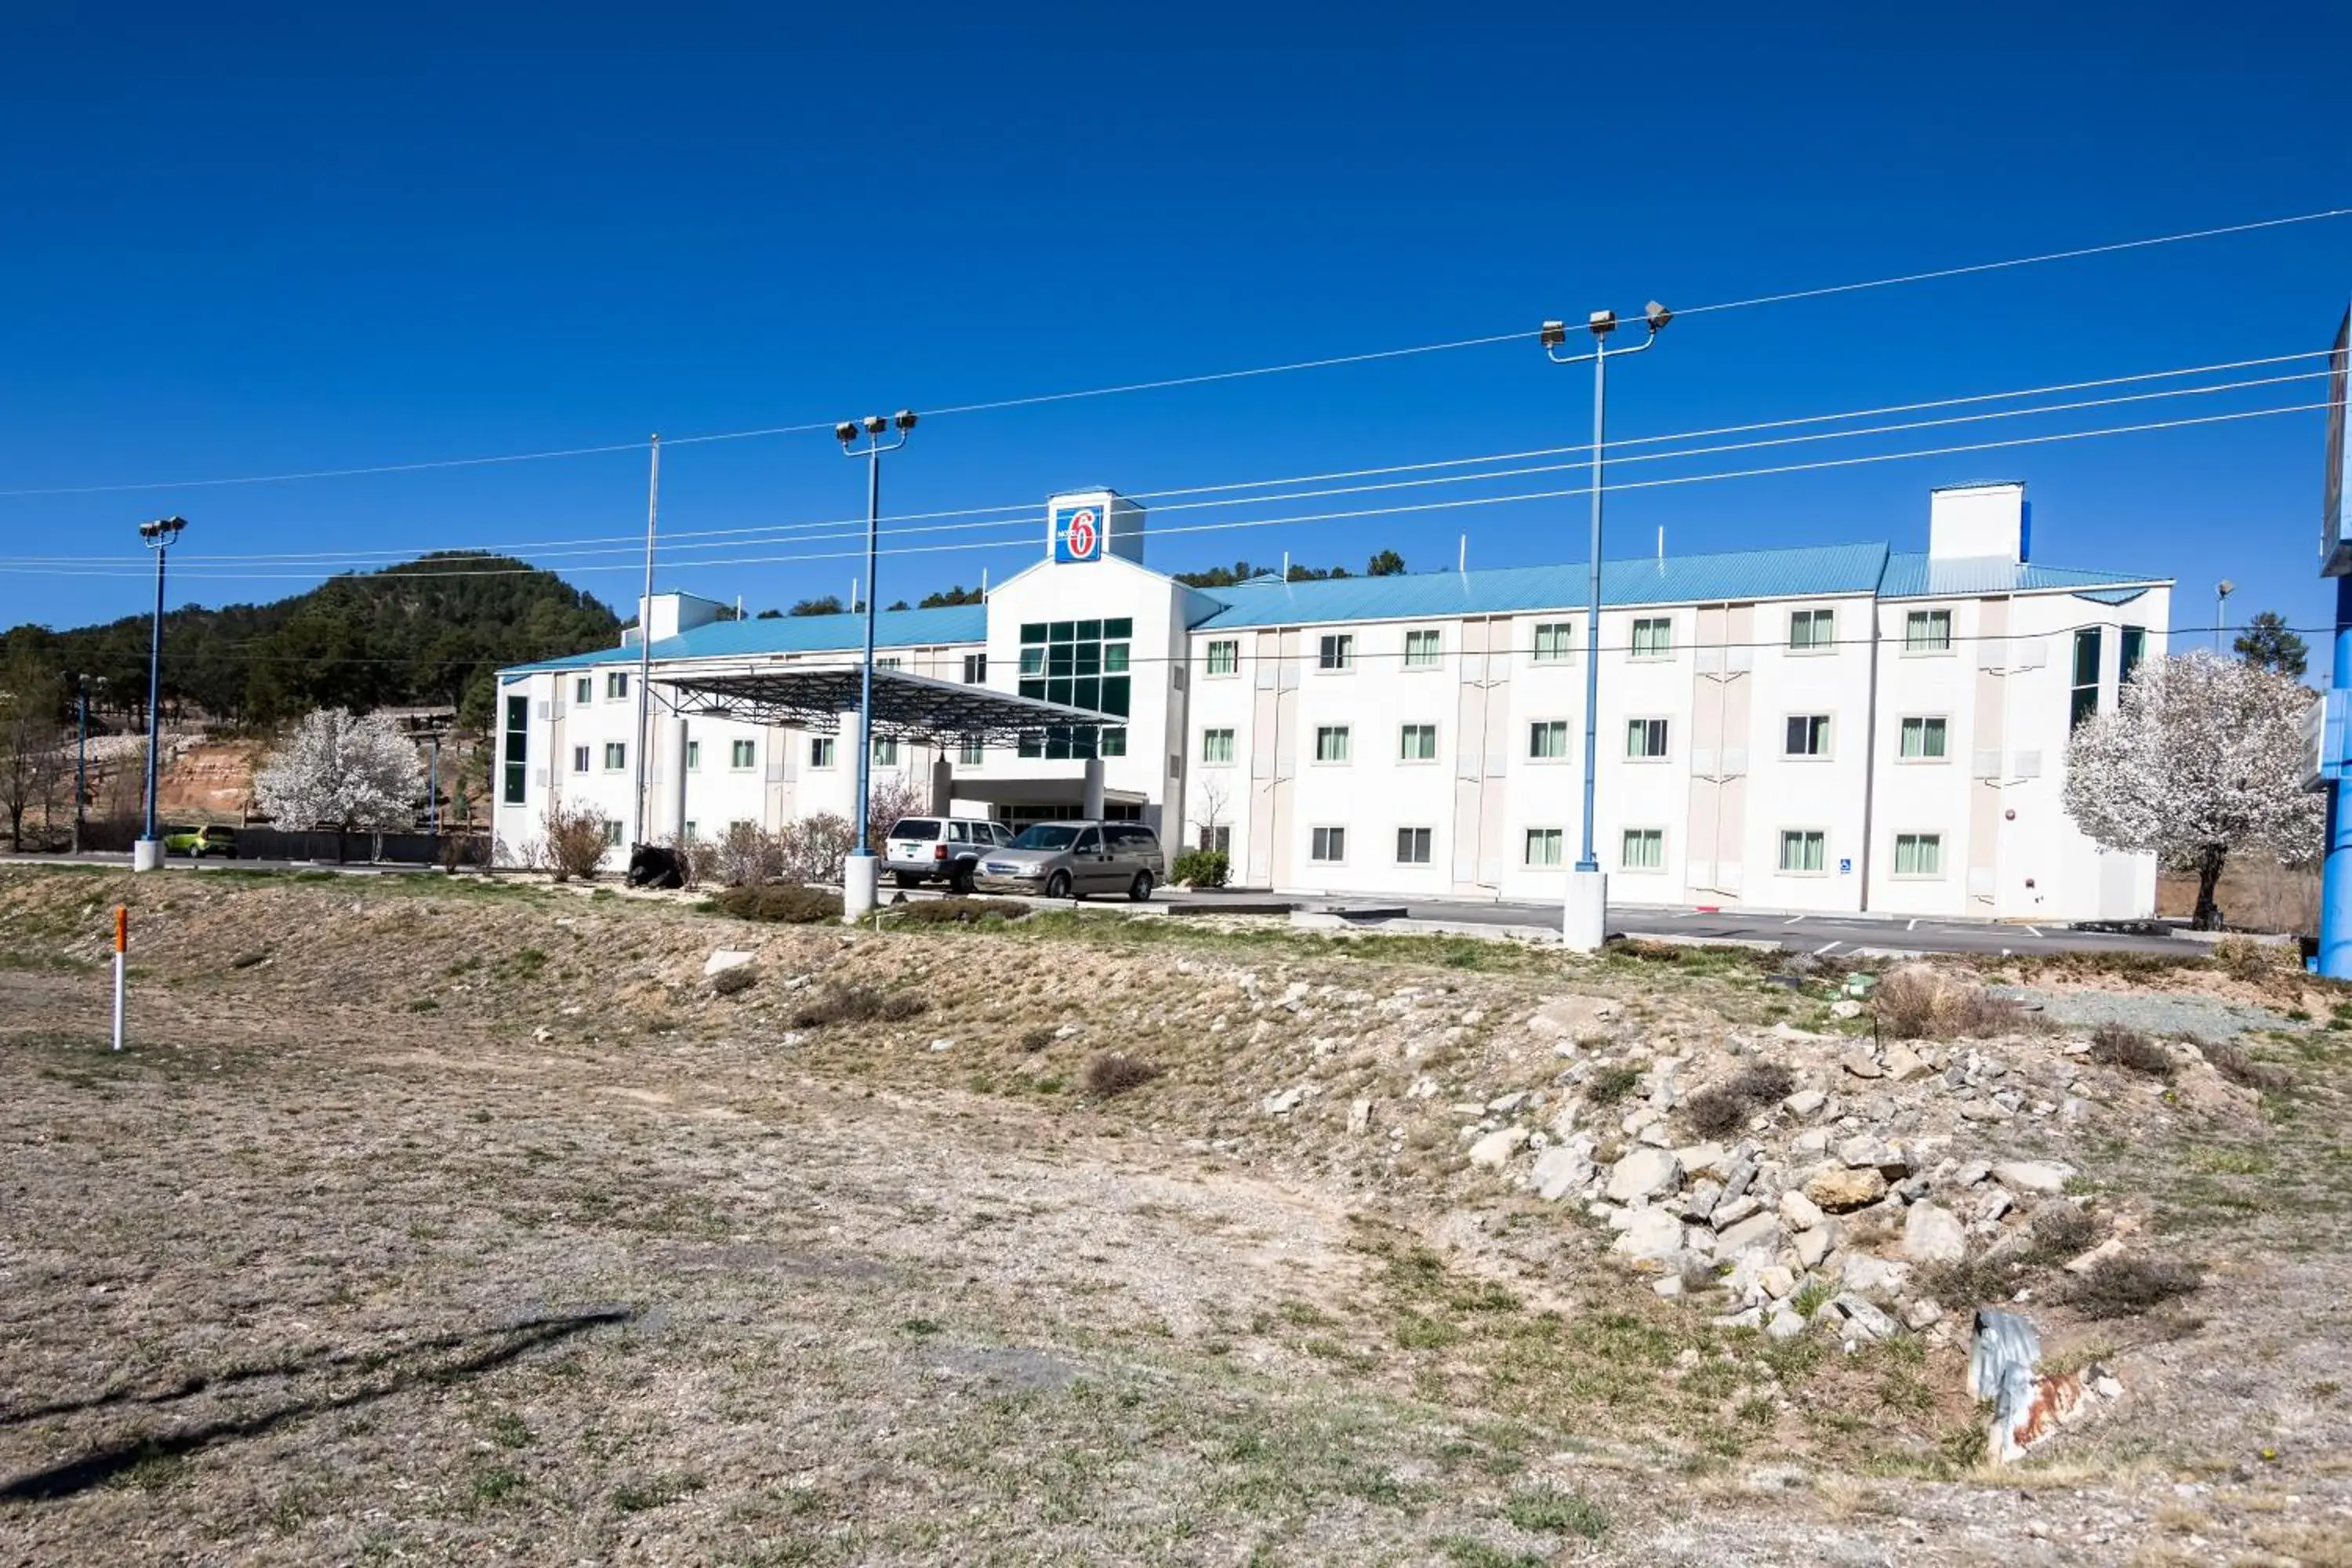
[1053,503,1105,564]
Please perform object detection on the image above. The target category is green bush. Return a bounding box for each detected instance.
[713,884,844,924]
[888,897,1032,925]
[1171,849,1230,888]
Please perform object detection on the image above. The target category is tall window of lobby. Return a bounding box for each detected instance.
[1018,618,1132,759]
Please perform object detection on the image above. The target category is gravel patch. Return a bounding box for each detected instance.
[1995,985,2295,1039]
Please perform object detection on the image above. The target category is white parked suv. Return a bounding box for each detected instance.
[884,816,1016,895]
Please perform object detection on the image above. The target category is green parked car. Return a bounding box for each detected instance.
[162,825,238,858]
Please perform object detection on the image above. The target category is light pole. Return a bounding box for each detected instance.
[73,674,91,855]
[834,411,916,921]
[133,517,186,873]
[2215,579,2234,655]
[1541,303,1671,953]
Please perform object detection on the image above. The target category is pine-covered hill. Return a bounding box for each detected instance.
[0,553,619,731]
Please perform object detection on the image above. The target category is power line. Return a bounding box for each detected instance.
[15,350,2336,572]
[3,397,2323,583]
[4,204,2345,500]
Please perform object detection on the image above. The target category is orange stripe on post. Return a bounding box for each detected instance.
[114,905,127,954]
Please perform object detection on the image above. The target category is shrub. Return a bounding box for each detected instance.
[1083,1052,1163,1097]
[2191,1035,2294,1091]
[2087,1022,2174,1077]
[1018,1026,1057,1053]
[657,832,720,891]
[1584,1063,1642,1105]
[710,965,757,996]
[713,823,786,888]
[2023,1202,2103,1265]
[1171,848,1231,889]
[713,884,844,924]
[863,779,931,855]
[2213,935,2298,982]
[538,801,611,883]
[2063,1255,2201,1319]
[1681,1062,1796,1136]
[1874,968,2024,1040]
[888,897,1032,925]
[788,985,927,1029]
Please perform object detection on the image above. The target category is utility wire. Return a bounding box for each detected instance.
[20,350,2338,571]
[6,398,2323,582]
[4,205,2344,500]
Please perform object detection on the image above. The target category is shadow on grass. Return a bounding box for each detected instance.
[0,1308,633,1502]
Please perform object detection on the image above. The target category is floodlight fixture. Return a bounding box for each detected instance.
[862,414,887,436]
[1588,309,1616,338]
[893,409,917,433]
[834,421,857,445]
[1645,300,1673,333]
[1540,320,1567,349]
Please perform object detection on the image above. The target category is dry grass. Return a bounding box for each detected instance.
[2212,935,2303,982]
[2063,1255,2203,1319]
[2088,1022,2175,1078]
[786,983,927,1029]
[1081,1051,1163,1097]
[1873,969,2026,1040]
[2192,1035,2296,1092]
[1679,1063,1795,1138]
[710,883,844,924]
[885,896,1033,925]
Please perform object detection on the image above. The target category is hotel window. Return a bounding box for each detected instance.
[1017,617,1132,760]
[1630,617,1672,659]
[1529,720,1570,760]
[603,742,626,771]
[1904,609,1952,652]
[730,739,757,770]
[682,821,698,843]
[877,657,902,673]
[1403,628,1442,669]
[1779,829,1828,873]
[574,675,593,706]
[1399,723,1437,761]
[963,653,987,684]
[572,745,591,775]
[1788,608,1835,652]
[684,739,700,771]
[607,671,630,700]
[502,695,528,804]
[1314,725,1352,764]
[1206,639,1239,677]
[1898,716,1948,760]
[1202,728,1236,764]
[1525,827,1565,867]
[2120,625,2147,684]
[1784,714,1831,757]
[1621,828,1664,871]
[2071,627,2103,728]
[1318,633,1355,671]
[1626,718,1669,760]
[1198,824,1231,855]
[1894,833,1943,878]
[1396,826,1433,865]
[958,741,985,767]
[603,819,624,848]
[809,736,837,769]
[873,736,899,767]
[1533,621,1573,662]
[1310,826,1346,863]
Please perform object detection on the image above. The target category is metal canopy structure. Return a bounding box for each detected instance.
[658,665,1115,746]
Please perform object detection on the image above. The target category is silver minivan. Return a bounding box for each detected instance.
[974,821,1166,901]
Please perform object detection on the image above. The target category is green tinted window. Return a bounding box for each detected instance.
[1105,617,1132,638]
[1021,623,1047,644]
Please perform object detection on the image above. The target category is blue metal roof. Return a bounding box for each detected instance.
[507,604,989,672]
[1185,543,1893,630]
[1875,554,2165,601]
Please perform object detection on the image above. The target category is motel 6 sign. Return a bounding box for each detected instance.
[1054,503,1105,564]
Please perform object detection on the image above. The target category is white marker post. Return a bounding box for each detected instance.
[111,904,126,1052]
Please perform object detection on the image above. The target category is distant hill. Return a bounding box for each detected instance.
[0,553,619,731]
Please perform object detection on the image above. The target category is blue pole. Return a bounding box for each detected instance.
[2319,574,2352,978]
[142,545,165,847]
[853,441,880,860]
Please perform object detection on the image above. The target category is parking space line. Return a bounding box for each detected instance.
[2025,925,2044,938]
[1907,919,1918,931]
[1784,915,1806,924]
[1814,941,1842,956]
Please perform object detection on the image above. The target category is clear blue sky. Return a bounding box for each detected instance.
[2,4,2347,648]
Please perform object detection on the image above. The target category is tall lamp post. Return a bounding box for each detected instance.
[1541,303,1671,953]
[2214,579,2234,655]
[834,411,916,922]
[133,516,186,873]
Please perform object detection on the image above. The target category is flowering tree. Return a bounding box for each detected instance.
[2063,652,2321,930]
[253,708,423,837]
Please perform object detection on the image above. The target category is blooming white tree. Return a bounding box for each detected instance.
[2063,651,2321,930]
[253,708,424,835]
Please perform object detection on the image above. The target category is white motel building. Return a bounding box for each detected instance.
[494,479,2172,922]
